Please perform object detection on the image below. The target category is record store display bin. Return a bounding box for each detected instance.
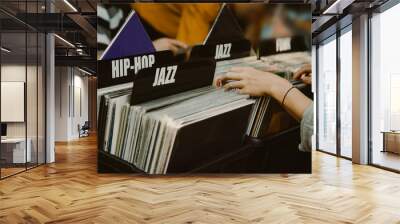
[97,36,312,174]
[97,4,312,174]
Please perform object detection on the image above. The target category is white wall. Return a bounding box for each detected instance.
[1,63,46,164]
[55,66,69,141]
[71,73,89,138]
[1,64,26,81]
[54,67,89,141]
[1,65,26,139]
[1,65,35,138]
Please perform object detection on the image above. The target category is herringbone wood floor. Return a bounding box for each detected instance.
[1,135,400,224]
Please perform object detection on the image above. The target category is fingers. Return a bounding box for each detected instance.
[294,64,312,80]
[214,79,222,87]
[218,72,246,83]
[301,75,312,85]
[293,68,306,80]
[168,45,180,54]
[153,38,188,53]
[223,81,245,91]
[153,40,167,52]
[237,88,250,95]
[169,39,188,49]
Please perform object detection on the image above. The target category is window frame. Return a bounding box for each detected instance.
[367,0,400,173]
[315,22,353,160]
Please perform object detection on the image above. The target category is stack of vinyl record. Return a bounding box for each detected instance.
[260,51,311,80]
[98,87,132,153]
[214,56,265,78]
[100,87,254,174]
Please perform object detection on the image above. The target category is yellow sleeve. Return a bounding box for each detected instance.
[176,4,221,45]
[132,3,182,38]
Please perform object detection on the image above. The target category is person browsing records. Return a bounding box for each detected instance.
[132,3,221,53]
[216,64,313,152]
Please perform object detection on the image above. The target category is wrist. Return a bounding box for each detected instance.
[270,79,292,102]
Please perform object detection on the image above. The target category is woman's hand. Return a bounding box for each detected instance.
[293,64,312,85]
[216,66,312,121]
[216,67,292,102]
[153,38,188,54]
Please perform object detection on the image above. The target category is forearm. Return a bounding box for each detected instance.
[268,80,312,121]
[280,88,312,121]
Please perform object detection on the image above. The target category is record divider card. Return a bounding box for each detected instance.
[190,39,252,62]
[98,50,177,89]
[258,35,308,57]
[131,59,216,105]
